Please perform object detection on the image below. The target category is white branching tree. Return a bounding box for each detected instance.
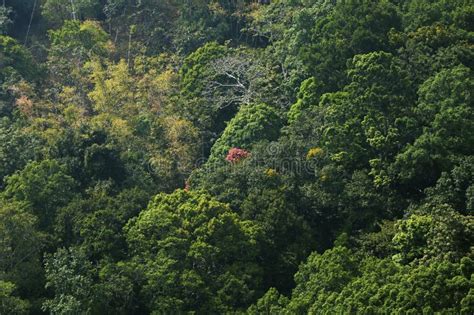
[204,53,268,109]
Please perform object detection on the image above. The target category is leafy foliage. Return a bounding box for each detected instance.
[207,103,282,163]
[0,0,472,313]
[125,189,261,313]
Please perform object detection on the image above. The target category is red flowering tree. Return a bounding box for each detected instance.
[225,147,250,163]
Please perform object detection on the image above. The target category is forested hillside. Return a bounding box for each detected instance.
[0,0,473,313]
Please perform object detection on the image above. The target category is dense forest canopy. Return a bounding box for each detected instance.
[0,0,473,313]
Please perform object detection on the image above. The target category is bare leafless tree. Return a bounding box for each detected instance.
[203,53,268,109]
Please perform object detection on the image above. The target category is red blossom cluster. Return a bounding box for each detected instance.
[225,147,250,163]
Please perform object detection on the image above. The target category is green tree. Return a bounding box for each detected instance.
[171,0,252,54]
[3,159,78,229]
[125,189,262,313]
[42,0,102,27]
[47,19,111,102]
[77,188,150,260]
[256,247,473,314]
[0,281,29,314]
[42,247,95,314]
[393,203,473,264]
[48,19,110,63]
[394,65,474,190]
[0,6,12,35]
[287,246,359,313]
[241,187,313,293]
[301,0,401,92]
[0,200,44,313]
[207,103,282,163]
[395,24,473,85]
[425,156,474,214]
[402,0,472,31]
[104,0,176,55]
[0,118,40,187]
[247,287,289,315]
[177,42,231,140]
[314,257,473,314]
[287,77,323,124]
